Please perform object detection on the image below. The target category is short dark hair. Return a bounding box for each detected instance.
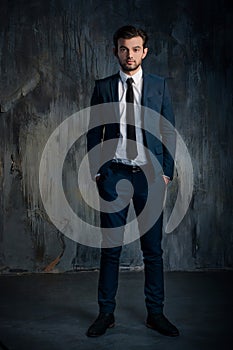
[113,25,148,50]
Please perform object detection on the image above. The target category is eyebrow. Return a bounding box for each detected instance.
[119,45,142,49]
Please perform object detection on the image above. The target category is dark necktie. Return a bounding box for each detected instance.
[126,77,138,160]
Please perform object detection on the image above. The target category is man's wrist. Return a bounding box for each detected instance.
[95,173,101,182]
[162,175,171,184]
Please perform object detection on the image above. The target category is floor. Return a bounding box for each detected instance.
[0,270,232,350]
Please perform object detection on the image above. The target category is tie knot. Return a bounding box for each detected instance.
[126,77,134,86]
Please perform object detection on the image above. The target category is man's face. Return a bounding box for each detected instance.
[114,36,148,74]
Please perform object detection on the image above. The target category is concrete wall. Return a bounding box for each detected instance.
[0,0,232,272]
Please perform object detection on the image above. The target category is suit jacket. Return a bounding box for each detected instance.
[87,72,176,181]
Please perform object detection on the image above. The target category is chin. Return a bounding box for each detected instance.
[122,65,138,72]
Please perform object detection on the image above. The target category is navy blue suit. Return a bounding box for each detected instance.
[87,72,176,314]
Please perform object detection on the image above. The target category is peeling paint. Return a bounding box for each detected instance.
[0,0,232,272]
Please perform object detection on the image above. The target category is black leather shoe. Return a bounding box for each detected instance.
[86,313,115,337]
[146,313,179,337]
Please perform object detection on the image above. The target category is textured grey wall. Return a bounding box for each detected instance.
[0,0,232,272]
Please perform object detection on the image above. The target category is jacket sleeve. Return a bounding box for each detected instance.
[160,79,176,180]
[86,81,105,180]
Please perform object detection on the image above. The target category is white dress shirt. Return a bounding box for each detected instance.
[114,67,148,166]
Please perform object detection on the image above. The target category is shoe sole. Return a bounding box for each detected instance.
[86,323,115,337]
[146,323,179,337]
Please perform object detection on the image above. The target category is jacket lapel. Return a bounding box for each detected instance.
[110,73,120,122]
[142,73,162,112]
[110,73,119,102]
[142,73,162,145]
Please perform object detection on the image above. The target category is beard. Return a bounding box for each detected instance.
[119,60,141,72]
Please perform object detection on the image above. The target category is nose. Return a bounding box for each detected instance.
[127,50,133,58]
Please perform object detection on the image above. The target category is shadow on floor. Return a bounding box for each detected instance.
[0,270,232,350]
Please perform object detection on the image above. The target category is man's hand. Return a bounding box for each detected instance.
[162,175,170,185]
[95,174,101,183]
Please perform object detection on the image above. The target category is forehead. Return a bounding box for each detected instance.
[117,36,144,48]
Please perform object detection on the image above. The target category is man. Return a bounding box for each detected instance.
[86,25,179,337]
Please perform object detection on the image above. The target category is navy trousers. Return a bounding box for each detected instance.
[97,164,166,315]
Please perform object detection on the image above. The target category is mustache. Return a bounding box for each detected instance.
[119,62,140,71]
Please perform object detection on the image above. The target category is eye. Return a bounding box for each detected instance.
[120,48,126,52]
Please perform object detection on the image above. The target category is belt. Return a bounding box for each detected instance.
[110,161,142,173]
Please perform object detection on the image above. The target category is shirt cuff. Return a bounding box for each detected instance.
[162,175,170,180]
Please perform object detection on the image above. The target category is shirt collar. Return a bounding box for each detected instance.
[119,67,143,86]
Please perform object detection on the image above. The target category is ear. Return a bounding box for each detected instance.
[142,47,148,60]
[113,47,118,57]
